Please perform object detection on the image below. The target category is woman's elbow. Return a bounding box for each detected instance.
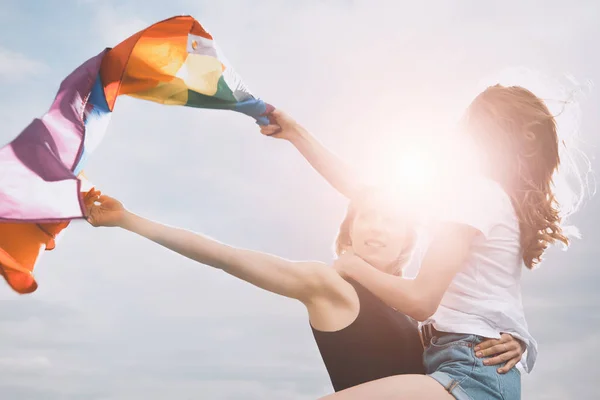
[409,295,439,322]
[412,307,435,322]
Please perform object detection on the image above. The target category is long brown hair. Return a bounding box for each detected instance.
[334,197,417,275]
[464,84,568,268]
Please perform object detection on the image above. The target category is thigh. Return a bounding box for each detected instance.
[319,375,453,400]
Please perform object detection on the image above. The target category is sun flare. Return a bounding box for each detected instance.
[360,131,484,223]
[393,148,437,194]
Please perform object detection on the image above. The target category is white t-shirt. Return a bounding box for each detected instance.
[424,176,538,373]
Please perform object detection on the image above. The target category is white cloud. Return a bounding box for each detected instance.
[0,356,51,371]
[0,47,48,81]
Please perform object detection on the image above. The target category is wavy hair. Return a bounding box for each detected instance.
[464,85,569,268]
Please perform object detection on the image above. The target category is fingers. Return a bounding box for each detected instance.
[475,338,501,353]
[269,109,285,120]
[475,341,521,358]
[482,350,521,366]
[83,188,102,202]
[82,190,101,216]
[83,189,99,200]
[263,109,293,127]
[474,334,524,373]
[476,343,503,358]
[475,333,518,356]
[499,333,515,343]
[87,188,101,196]
[497,357,520,374]
[502,333,525,353]
[83,191,112,220]
[476,341,519,358]
[260,125,281,136]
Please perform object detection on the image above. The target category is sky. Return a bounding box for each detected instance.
[0,0,599,399]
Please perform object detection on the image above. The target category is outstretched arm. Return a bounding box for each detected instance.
[84,190,335,304]
[260,110,362,199]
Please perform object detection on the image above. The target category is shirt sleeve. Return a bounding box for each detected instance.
[438,177,505,238]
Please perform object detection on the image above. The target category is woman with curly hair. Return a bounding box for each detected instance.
[257,85,570,399]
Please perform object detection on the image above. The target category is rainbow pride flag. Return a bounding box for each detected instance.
[0,16,274,294]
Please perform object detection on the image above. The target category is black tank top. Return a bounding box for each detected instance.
[311,279,425,392]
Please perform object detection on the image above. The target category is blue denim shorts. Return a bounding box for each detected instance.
[423,333,521,400]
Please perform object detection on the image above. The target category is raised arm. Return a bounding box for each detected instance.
[332,223,526,374]
[332,222,478,321]
[84,190,335,304]
[260,110,362,199]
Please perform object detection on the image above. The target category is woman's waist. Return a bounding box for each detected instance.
[428,305,530,336]
[422,309,538,372]
[420,321,495,346]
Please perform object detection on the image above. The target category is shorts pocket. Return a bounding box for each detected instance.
[424,335,477,375]
[429,334,476,349]
[497,366,521,399]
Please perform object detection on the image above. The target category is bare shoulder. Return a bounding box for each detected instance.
[298,261,358,307]
[301,262,360,332]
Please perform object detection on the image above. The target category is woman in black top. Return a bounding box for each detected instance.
[84,113,524,392]
[85,188,521,392]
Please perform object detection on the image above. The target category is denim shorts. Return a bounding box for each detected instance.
[423,333,521,400]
